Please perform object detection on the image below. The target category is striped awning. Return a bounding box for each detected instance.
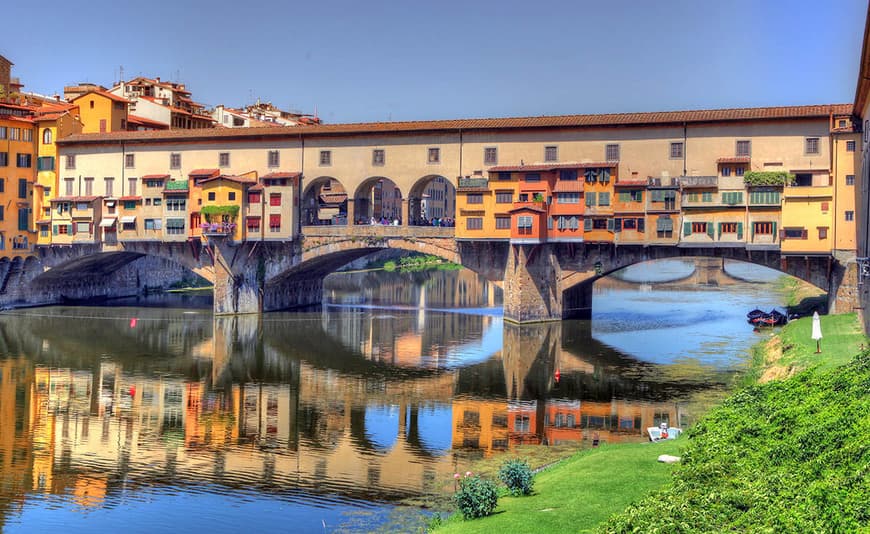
[99,218,117,227]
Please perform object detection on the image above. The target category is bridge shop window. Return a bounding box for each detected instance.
[495,216,511,229]
[847,174,855,185]
[495,191,512,203]
[497,172,511,181]
[557,192,580,204]
[656,216,673,237]
[818,227,828,240]
[524,173,541,182]
[517,214,534,234]
[0,152,7,167]
[556,215,579,230]
[269,214,281,232]
[720,222,738,234]
[753,221,774,235]
[484,147,497,165]
[166,218,185,235]
[319,150,331,166]
[372,149,385,166]
[622,218,636,230]
[246,216,261,233]
[207,192,216,201]
[466,217,483,230]
[559,169,578,181]
[847,141,856,152]
[466,193,483,204]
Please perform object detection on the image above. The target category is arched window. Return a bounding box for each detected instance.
[42,129,52,144]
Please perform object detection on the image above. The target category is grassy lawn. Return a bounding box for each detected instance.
[776,312,867,370]
[434,440,683,534]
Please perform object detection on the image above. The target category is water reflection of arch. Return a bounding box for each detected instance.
[352,176,402,225]
[407,174,455,226]
[301,176,348,226]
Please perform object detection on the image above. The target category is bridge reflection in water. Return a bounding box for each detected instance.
[0,305,724,522]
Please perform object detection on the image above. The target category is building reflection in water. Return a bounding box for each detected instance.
[0,304,721,524]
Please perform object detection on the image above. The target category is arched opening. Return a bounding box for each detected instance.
[352,177,403,226]
[42,128,52,145]
[407,175,456,226]
[302,176,349,226]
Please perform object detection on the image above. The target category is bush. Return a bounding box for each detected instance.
[454,474,499,519]
[498,458,534,496]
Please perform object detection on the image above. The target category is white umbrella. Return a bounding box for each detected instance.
[811,311,823,353]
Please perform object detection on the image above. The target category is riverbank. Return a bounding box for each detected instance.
[433,313,868,533]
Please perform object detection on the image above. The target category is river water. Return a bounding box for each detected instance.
[0,259,784,533]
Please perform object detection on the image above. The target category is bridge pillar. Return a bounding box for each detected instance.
[401,198,409,226]
[503,244,563,323]
[828,256,861,314]
[211,242,262,315]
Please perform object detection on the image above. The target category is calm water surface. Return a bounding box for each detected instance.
[0,260,784,532]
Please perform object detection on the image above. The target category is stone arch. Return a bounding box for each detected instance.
[407,175,456,227]
[302,176,349,226]
[352,176,403,226]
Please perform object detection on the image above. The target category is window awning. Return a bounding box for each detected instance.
[120,216,136,224]
[269,214,281,225]
[656,217,673,231]
[166,218,185,228]
[99,218,117,227]
[105,201,116,207]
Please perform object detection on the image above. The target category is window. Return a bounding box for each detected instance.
[847,174,855,185]
[268,150,280,167]
[518,193,529,202]
[166,218,185,235]
[736,140,751,157]
[428,147,440,164]
[18,179,27,199]
[84,177,93,196]
[372,149,385,166]
[794,173,812,186]
[497,172,511,181]
[735,167,745,177]
[16,154,32,168]
[466,217,483,230]
[9,128,19,140]
[0,127,5,139]
[749,190,780,205]
[598,192,610,206]
[144,218,161,231]
[37,156,54,171]
[0,152,6,166]
[57,224,68,235]
[784,227,807,239]
[125,154,135,168]
[691,222,707,234]
[42,129,52,144]
[269,214,281,232]
[701,191,713,202]
[495,191,512,203]
[246,217,261,233]
[144,178,163,188]
[75,201,89,211]
[0,179,4,192]
[170,153,181,169]
[219,152,230,167]
[524,173,540,182]
[105,177,114,197]
[66,154,75,169]
[605,144,620,161]
[166,198,186,211]
[592,218,608,230]
[123,200,137,210]
[248,192,261,204]
[754,221,773,235]
[544,146,558,162]
[846,210,855,221]
[805,137,820,155]
[557,169,576,181]
[586,192,597,206]
[128,178,137,196]
[670,142,684,159]
[64,178,74,196]
[847,140,856,152]
[484,147,497,165]
[153,197,161,206]
[495,216,511,229]
[228,192,236,201]
[722,166,731,177]
[517,215,533,234]
[721,191,743,205]
[99,119,106,133]
[22,129,32,142]
[75,221,90,234]
[721,222,737,233]
[839,119,848,128]
[207,192,216,201]
[319,150,331,166]
[821,202,829,212]
[818,227,828,239]
[557,192,580,204]
[466,193,483,204]
[556,215,580,230]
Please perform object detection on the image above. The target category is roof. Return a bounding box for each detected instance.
[198,174,257,185]
[118,196,142,201]
[855,1,870,114]
[56,103,853,145]
[249,184,264,192]
[164,180,189,191]
[614,179,648,186]
[141,174,170,180]
[51,196,99,202]
[127,114,169,129]
[508,205,546,213]
[552,181,584,193]
[716,156,751,164]
[489,162,616,173]
[320,192,348,204]
[262,172,301,179]
[70,89,129,104]
[189,168,219,178]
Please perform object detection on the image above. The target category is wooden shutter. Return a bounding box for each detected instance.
[584,218,592,231]
[684,222,692,236]
[613,218,622,232]
[736,222,743,240]
[707,222,715,238]
[772,221,777,239]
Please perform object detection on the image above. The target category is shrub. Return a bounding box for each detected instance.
[498,458,534,496]
[453,474,499,519]
[743,170,794,186]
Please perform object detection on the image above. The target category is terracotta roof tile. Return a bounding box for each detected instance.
[489,162,616,173]
[118,196,142,201]
[70,89,129,104]
[51,195,99,202]
[717,156,751,164]
[127,114,169,128]
[198,174,257,185]
[552,181,584,193]
[57,104,853,145]
[189,168,219,178]
[262,172,301,179]
[141,174,170,180]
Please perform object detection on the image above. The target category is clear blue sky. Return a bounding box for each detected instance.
[3,0,866,123]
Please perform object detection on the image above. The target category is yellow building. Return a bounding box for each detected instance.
[70,89,128,133]
[780,168,834,255]
[831,114,859,253]
[0,102,37,256]
[200,173,256,241]
[34,102,82,245]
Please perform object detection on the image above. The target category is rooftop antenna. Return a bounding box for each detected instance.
[119,65,124,84]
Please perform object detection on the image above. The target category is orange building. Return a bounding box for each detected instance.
[69,89,129,133]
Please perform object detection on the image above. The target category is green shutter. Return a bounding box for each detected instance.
[772,221,777,238]
[586,192,596,207]
[599,192,610,206]
[613,218,622,232]
[607,218,615,231]
[707,222,714,238]
[718,222,723,240]
[619,192,630,203]
[737,222,743,240]
[684,222,692,236]
[584,218,592,231]
[751,222,755,239]
[52,224,58,236]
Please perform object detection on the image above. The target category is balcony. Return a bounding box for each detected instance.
[512,201,547,212]
[680,176,718,188]
[458,177,489,190]
[783,185,833,199]
[201,222,236,237]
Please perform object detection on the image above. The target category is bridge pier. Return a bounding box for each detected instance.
[211,242,262,315]
[503,244,563,323]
